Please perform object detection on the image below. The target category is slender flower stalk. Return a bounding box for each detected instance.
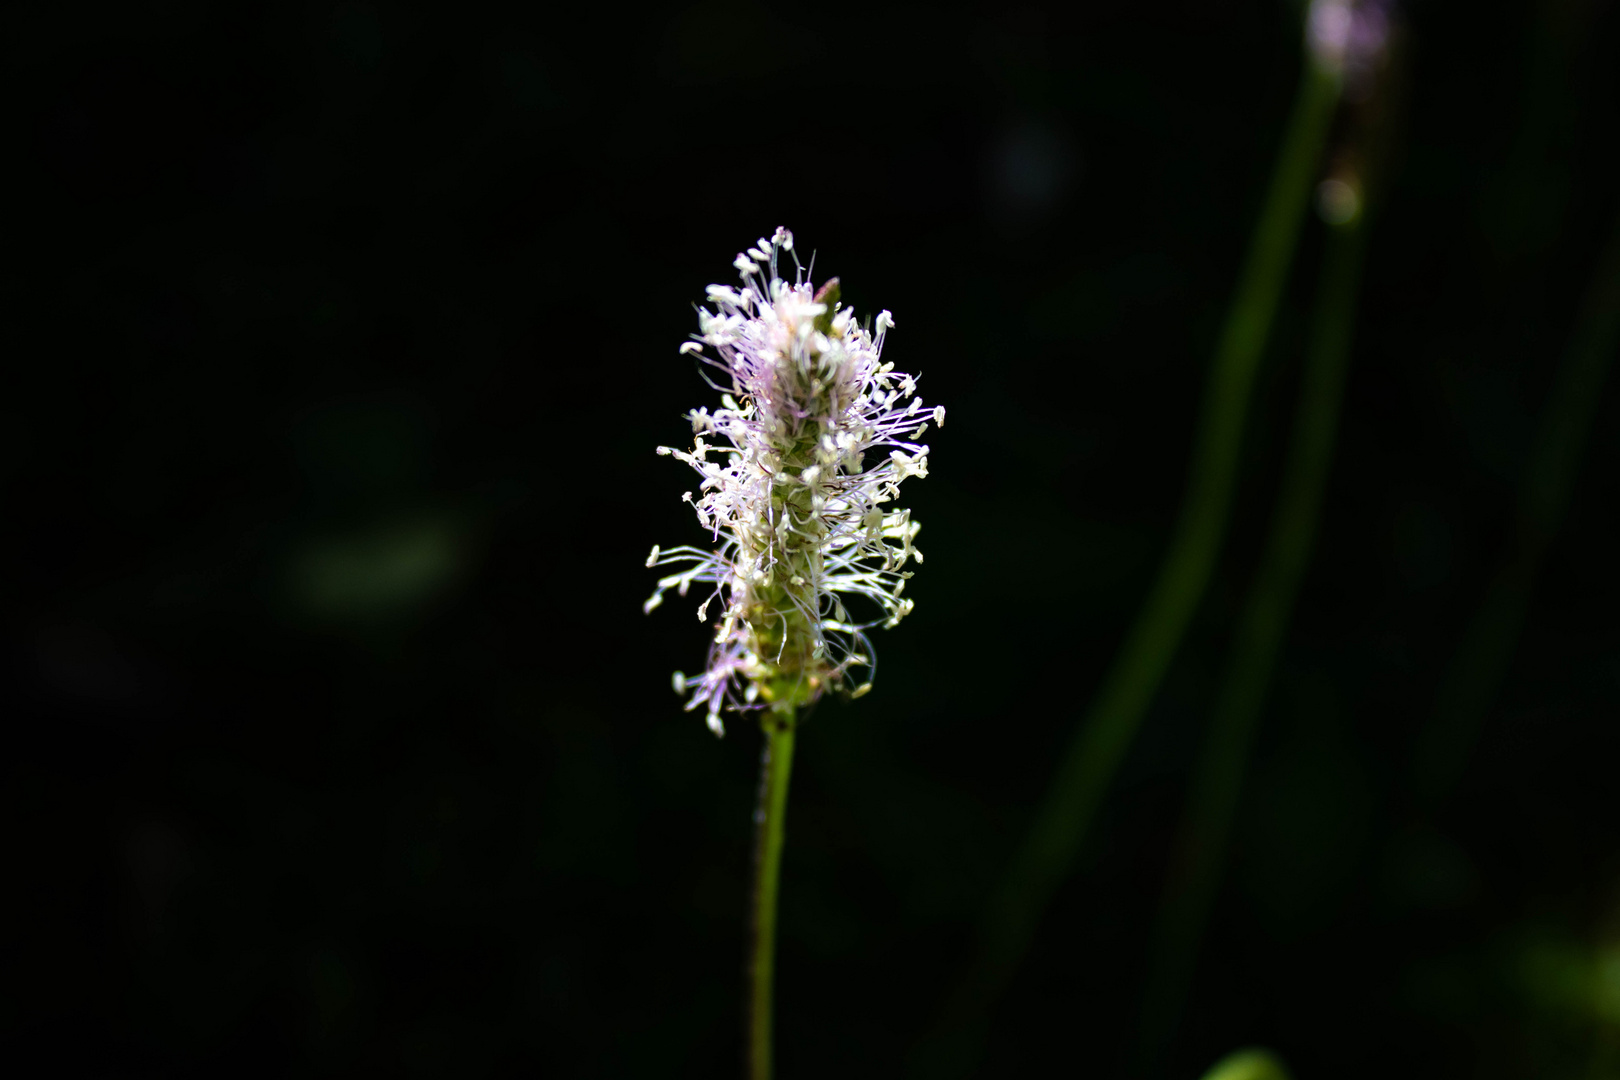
[1138,9,1400,1069]
[646,228,940,1078]
[913,15,1350,1070]
[748,714,794,1080]
[977,60,1337,996]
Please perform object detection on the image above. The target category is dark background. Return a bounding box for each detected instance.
[7,0,1620,1076]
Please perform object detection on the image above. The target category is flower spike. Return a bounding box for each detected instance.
[646,228,942,734]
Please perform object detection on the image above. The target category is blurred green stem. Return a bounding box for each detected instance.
[964,55,1342,1015]
[749,707,796,1080]
[1409,209,1620,807]
[1138,182,1369,1071]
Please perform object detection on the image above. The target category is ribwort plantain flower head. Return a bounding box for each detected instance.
[645,227,942,735]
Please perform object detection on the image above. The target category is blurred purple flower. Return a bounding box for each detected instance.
[1309,0,1395,95]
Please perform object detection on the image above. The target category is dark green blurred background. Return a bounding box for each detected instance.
[7,0,1619,1076]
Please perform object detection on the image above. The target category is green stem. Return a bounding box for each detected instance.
[748,707,796,1080]
[964,54,1342,1016]
[1138,184,1369,1073]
